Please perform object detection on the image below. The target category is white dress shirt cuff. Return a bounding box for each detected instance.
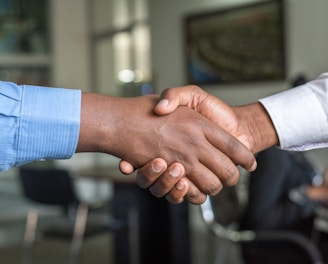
[259,85,328,151]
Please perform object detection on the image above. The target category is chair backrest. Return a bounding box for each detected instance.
[200,193,324,264]
[19,167,78,206]
[199,149,325,264]
[200,187,256,242]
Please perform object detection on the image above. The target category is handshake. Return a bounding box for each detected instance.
[95,85,279,205]
[2,73,325,204]
[78,73,327,205]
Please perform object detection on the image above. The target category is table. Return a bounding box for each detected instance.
[79,166,191,264]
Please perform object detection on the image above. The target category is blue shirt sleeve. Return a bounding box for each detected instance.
[0,81,81,172]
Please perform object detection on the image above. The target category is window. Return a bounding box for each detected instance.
[89,0,152,96]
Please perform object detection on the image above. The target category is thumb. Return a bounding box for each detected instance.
[154,98,180,115]
[154,87,194,115]
[119,160,135,175]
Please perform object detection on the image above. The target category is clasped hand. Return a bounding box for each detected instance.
[118,86,259,205]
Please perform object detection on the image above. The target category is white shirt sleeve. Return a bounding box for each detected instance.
[259,72,328,151]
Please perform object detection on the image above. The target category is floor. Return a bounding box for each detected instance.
[0,168,244,264]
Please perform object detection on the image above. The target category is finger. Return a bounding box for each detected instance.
[119,160,135,175]
[203,123,257,172]
[185,162,225,196]
[179,120,253,189]
[135,158,167,189]
[183,179,208,205]
[195,144,241,188]
[154,85,206,115]
[165,178,189,204]
[149,163,185,198]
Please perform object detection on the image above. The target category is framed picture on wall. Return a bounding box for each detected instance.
[184,0,286,85]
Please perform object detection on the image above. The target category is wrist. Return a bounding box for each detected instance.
[234,102,279,153]
[77,92,117,154]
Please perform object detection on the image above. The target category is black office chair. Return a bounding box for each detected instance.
[200,188,324,264]
[18,166,125,264]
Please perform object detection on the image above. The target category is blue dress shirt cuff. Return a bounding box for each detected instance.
[17,85,81,167]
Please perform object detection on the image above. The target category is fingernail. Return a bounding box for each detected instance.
[157,99,169,108]
[152,161,163,173]
[249,160,257,172]
[169,166,181,178]
[176,181,185,190]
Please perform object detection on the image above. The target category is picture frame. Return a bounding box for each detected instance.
[184,0,286,85]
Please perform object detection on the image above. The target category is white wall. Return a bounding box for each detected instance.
[149,0,328,170]
[50,0,91,91]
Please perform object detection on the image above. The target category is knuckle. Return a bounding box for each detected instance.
[149,186,164,198]
[184,190,198,202]
[189,135,201,149]
[136,173,150,189]
[226,137,256,171]
[185,191,206,205]
[189,84,201,91]
[161,87,173,97]
[228,173,240,186]
[227,136,241,155]
[166,194,183,204]
[246,155,256,170]
[221,165,239,186]
[185,125,204,148]
[207,181,223,196]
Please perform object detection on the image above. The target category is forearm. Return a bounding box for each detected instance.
[77,92,113,153]
[77,92,141,158]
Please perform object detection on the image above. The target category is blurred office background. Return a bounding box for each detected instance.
[0,0,328,263]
